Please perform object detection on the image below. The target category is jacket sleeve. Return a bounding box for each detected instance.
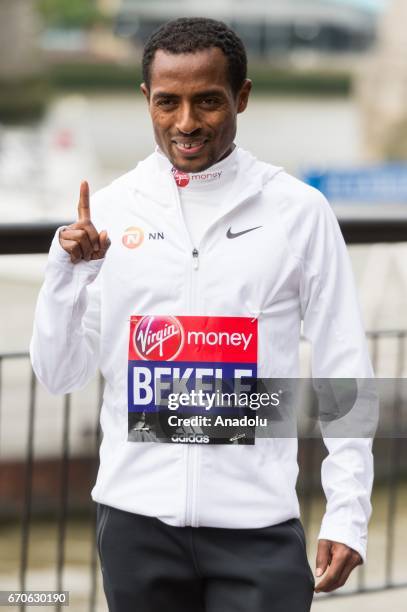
[299,192,378,564]
[30,228,104,395]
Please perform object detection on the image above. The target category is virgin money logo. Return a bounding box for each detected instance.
[133,315,184,361]
[172,168,190,188]
[122,226,144,249]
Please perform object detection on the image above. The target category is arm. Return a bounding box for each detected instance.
[30,182,110,394]
[300,192,378,591]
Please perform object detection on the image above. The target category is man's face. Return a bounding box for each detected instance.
[141,47,251,173]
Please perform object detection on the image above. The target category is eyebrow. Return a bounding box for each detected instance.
[152,89,226,101]
[152,91,177,99]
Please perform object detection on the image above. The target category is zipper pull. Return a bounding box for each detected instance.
[192,248,199,270]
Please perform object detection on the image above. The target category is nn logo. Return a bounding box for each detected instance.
[122,226,165,249]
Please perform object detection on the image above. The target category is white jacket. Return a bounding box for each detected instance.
[30,147,375,562]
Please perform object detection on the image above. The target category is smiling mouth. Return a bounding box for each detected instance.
[173,140,208,155]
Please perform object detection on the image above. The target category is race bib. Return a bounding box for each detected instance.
[127,315,258,444]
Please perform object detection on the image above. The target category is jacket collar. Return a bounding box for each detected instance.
[128,147,283,211]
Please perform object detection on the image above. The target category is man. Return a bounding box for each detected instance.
[30,17,374,612]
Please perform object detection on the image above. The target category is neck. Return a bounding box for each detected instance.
[214,143,236,167]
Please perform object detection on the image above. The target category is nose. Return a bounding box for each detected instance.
[175,102,201,134]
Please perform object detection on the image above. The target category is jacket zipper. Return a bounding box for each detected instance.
[192,247,199,270]
[169,179,201,528]
[185,246,201,526]
[169,175,262,528]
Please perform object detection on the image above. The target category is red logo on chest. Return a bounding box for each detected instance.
[133,315,184,361]
[172,168,190,188]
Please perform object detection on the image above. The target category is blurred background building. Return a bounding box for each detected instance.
[0,0,42,79]
[357,0,407,159]
[115,0,377,62]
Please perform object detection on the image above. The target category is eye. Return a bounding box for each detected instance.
[200,97,220,107]
[156,98,177,108]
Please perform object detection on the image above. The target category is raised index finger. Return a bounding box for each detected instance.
[78,180,91,222]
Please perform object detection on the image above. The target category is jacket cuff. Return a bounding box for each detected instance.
[48,227,105,274]
[317,521,368,564]
[48,226,71,264]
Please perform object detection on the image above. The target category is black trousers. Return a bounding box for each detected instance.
[96,503,315,612]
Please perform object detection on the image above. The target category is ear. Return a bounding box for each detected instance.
[237,79,252,114]
[140,83,150,103]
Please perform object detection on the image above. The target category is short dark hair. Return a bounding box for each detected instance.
[142,17,247,96]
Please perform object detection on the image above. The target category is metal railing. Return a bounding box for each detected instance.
[0,220,406,610]
[0,217,407,253]
[0,352,103,611]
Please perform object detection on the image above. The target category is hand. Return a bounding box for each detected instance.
[59,181,111,264]
[314,539,363,593]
